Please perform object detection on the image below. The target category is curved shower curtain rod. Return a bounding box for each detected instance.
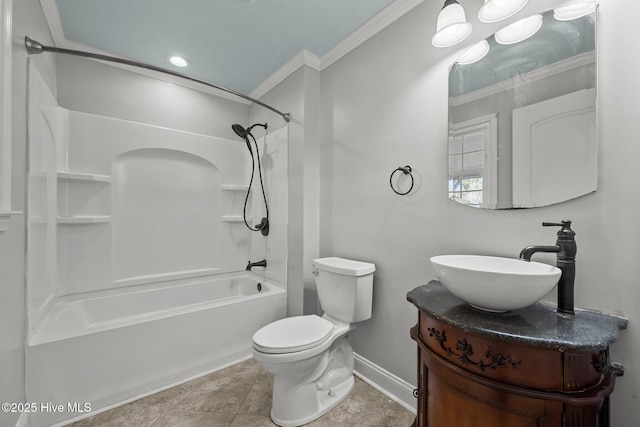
[24,37,291,123]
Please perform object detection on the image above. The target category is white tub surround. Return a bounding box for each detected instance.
[26,62,289,426]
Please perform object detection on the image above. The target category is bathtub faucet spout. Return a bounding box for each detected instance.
[246,259,267,271]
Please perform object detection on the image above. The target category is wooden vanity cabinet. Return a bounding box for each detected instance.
[408,282,627,427]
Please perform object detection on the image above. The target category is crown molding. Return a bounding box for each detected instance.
[250,0,423,99]
[40,0,64,44]
[319,0,424,70]
[249,49,320,99]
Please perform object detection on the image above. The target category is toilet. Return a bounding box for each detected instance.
[251,257,375,427]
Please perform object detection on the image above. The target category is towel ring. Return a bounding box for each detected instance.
[390,165,414,195]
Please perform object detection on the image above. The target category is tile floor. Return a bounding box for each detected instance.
[68,358,416,427]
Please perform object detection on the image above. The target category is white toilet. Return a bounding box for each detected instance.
[251,257,375,427]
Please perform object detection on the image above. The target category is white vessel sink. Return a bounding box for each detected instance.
[430,255,562,312]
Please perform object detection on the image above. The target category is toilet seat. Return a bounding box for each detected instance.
[252,315,335,354]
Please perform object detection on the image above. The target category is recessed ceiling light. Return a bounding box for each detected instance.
[167,55,190,68]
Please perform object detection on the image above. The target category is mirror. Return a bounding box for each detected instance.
[448,7,596,209]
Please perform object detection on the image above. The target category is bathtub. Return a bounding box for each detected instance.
[26,272,286,427]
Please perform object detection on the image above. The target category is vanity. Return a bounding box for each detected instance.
[413,2,625,424]
[407,281,627,427]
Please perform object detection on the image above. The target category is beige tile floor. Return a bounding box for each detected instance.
[68,358,416,427]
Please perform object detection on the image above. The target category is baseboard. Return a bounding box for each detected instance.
[353,352,417,414]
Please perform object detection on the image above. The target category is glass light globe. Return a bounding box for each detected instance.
[432,1,473,48]
[495,14,543,45]
[554,2,596,21]
[478,0,528,23]
[456,40,490,65]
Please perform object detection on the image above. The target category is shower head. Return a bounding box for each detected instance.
[232,123,268,139]
[231,123,268,152]
[232,123,249,139]
[232,123,253,152]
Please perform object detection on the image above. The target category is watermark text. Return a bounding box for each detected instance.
[2,402,91,414]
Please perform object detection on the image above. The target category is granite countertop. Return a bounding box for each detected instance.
[407,281,628,351]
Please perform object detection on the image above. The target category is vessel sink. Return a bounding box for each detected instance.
[430,255,562,312]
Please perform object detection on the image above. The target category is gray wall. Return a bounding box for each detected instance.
[318,0,639,425]
[57,56,249,139]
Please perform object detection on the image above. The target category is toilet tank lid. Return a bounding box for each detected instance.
[313,257,375,276]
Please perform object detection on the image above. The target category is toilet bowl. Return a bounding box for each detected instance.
[251,257,375,427]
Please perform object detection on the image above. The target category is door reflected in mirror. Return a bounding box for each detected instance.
[448,7,596,209]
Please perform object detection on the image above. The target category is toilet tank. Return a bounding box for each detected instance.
[313,257,375,322]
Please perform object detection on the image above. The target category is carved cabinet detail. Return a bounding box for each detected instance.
[407,282,627,427]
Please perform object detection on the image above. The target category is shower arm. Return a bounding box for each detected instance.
[24,37,291,124]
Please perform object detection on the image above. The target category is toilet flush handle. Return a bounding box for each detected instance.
[312,268,319,276]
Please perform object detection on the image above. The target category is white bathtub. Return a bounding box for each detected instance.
[26,272,286,427]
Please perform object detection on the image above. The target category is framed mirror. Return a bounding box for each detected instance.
[448,7,596,209]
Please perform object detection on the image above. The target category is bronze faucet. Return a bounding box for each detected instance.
[519,220,577,315]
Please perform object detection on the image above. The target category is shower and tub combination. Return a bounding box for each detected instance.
[25,55,289,426]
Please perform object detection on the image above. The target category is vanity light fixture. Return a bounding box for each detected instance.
[494,13,543,45]
[554,1,595,21]
[455,40,490,64]
[478,0,528,23]
[167,55,190,68]
[432,0,473,48]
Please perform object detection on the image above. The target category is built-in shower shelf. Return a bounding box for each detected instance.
[57,172,111,183]
[57,216,111,224]
[221,186,250,223]
[221,185,250,192]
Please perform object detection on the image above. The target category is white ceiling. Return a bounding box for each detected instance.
[42,0,423,98]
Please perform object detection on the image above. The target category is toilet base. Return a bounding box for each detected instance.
[268,335,355,427]
[271,374,354,427]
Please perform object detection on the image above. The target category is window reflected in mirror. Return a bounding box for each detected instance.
[448,7,596,209]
